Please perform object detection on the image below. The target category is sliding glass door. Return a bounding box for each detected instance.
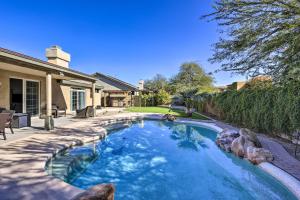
[26,81,39,115]
[9,78,40,115]
[71,88,86,111]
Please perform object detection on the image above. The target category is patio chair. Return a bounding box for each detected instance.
[1,110,15,134]
[52,105,67,118]
[76,106,94,118]
[0,113,11,140]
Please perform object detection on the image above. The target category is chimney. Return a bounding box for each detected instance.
[46,45,71,68]
[138,80,144,91]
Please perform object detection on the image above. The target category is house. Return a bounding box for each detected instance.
[227,81,246,91]
[0,46,103,129]
[93,72,138,107]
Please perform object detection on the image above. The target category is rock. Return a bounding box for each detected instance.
[73,184,115,200]
[246,146,273,164]
[231,136,246,157]
[239,128,262,147]
[162,114,176,121]
[216,128,273,165]
[216,129,239,152]
[231,134,256,158]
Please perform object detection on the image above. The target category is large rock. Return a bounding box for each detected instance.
[73,184,115,200]
[216,129,239,152]
[216,128,273,165]
[246,146,273,164]
[231,135,255,157]
[162,114,176,121]
[231,136,246,157]
[239,128,261,147]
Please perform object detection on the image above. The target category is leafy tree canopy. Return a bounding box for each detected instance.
[144,74,169,92]
[205,0,300,81]
[170,62,214,94]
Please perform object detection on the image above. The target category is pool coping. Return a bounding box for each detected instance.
[45,114,300,200]
[48,113,300,200]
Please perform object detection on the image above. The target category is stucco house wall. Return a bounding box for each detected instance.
[0,67,46,114]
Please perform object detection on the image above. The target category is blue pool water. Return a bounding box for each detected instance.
[51,120,296,200]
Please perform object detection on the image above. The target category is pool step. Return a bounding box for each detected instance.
[47,147,98,182]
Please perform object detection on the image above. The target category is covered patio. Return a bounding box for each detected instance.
[0,47,102,131]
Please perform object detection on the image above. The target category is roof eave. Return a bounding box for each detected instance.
[0,48,98,82]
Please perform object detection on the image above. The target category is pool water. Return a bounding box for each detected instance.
[51,120,296,200]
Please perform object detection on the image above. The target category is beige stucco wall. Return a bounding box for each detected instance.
[52,82,100,113]
[0,68,46,113]
[52,81,70,112]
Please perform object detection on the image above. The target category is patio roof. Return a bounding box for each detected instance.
[0,47,98,82]
[93,72,138,91]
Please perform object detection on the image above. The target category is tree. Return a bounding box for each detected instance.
[180,88,198,117]
[204,0,300,81]
[170,62,214,94]
[144,74,169,92]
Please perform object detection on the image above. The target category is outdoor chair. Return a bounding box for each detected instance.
[52,105,67,118]
[0,113,11,140]
[76,106,94,118]
[1,110,15,134]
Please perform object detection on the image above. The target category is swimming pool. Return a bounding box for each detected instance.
[47,120,297,200]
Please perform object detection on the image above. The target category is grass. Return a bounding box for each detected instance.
[125,106,209,120]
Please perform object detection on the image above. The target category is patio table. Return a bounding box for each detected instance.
[12,113,31,128]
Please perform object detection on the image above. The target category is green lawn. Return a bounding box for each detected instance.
[125,106,209,120]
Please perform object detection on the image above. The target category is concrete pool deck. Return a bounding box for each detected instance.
[0,113,300,199]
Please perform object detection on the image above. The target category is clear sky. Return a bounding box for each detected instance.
[0,0,245,86]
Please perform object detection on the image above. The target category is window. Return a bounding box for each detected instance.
[71,88,85,111]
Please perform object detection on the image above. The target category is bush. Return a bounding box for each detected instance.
[134,90,171,107]
[193,82,300,137]
[155,89,171,105]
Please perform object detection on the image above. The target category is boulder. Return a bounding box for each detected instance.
[162,114,176,121]
[216,129,239,152]
[239,128,261,147]
[246,146,273,164]
[231,136,246,157]
[73,184,115,200]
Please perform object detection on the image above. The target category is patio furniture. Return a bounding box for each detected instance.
[52,105,66,118]
[12,113,31,128]
[76,106,94,118]
[0,113,11,140]
[1,110,15,134]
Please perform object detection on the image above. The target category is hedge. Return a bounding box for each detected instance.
[192,82,300,137]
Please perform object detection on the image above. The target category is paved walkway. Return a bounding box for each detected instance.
[0,118,100,200]
[0,112,142,200]
[258,134,300,181]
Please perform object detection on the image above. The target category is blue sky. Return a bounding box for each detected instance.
[0,0,244,86]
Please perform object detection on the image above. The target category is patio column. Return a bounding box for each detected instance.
[92,82,96,117]
[104,92,107,107]
[45,73,54,130]
[99,89,102,107]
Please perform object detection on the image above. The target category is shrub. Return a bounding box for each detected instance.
[155,89,171,105]
[192,82,300,137]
